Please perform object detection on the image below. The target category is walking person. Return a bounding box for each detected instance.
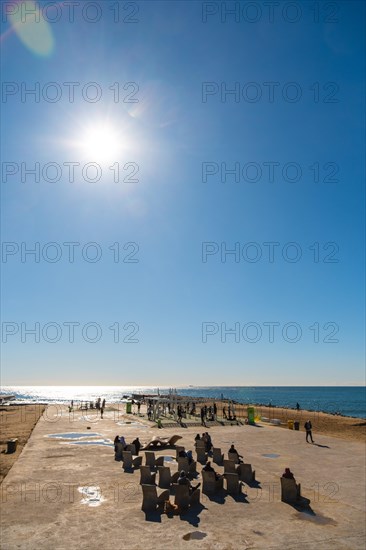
[200,407,206,426]
[304,420,314,443]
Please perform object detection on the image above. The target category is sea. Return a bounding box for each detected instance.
[1,386,365,419]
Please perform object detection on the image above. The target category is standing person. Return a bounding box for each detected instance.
[296,402,300,411]
[213,402,217,420]
[200,407,205,426]
[102,398,106,409]
[119,436,127,449]
[304,420,314,443]
[132,437,141,455]
[137,401,141,414]
[100,406,104,419]
[206,432,212,453]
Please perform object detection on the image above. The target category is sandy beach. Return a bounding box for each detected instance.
[0,405,45,483]
[140,398,365,442]
[0,402,365,549]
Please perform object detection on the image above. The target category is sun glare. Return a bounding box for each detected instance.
[76,124,122,163]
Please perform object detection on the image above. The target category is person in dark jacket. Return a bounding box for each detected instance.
[177,471,200,494]
[304,420,314,443]
[132,437,141,455]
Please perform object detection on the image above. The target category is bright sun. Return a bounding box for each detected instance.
[77,124,122,163]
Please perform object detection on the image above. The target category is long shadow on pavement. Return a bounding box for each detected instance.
[178,503,207,527]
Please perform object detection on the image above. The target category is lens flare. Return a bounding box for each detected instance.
[8,0,54,56]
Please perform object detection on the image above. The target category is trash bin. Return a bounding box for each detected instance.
[287,420,294,430]
[7,439,18,454]
[247,406,255,425]
[294,421,300,431]
[126,402,132,414]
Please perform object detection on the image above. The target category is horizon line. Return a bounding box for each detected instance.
[1,384,365,388]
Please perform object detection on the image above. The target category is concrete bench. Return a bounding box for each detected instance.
[237,463,256,483]
[172,484,200,510]
[141,484,169,512]
[202,470,224,495]
[122,451,142,470]
[281,477,301,503]
[225,472,241,495]
[140,465,156,485]
[213,447,224,465]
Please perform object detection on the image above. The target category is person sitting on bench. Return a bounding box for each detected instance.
[229,444,243,463]
[177,470,200,494]
[186,450,194,465]
[132,437,141,455]
[202,461,223,480]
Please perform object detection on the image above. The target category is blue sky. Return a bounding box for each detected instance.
[1,0,365,385]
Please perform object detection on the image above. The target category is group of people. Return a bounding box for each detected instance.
[178,448,194,464]
[177,437,245,493]
[161,401,197,421]
[195,433,243,463]
[222,404,236,421]
[70,398,106,417]
[195,432,213,452]
[129,399,142,414]
[200,404,217,425]
[114,435,141,455]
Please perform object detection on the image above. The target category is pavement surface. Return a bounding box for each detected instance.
[1,405,365,549]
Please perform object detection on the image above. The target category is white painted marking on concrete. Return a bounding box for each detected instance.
[78,486,105,507]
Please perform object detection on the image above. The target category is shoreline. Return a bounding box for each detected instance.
[1,398,365,421]
[179,395,366,421]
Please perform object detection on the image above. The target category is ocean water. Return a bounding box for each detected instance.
[1,386,365,419]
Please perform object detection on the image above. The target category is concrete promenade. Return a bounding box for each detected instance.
[1,405,365,549]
